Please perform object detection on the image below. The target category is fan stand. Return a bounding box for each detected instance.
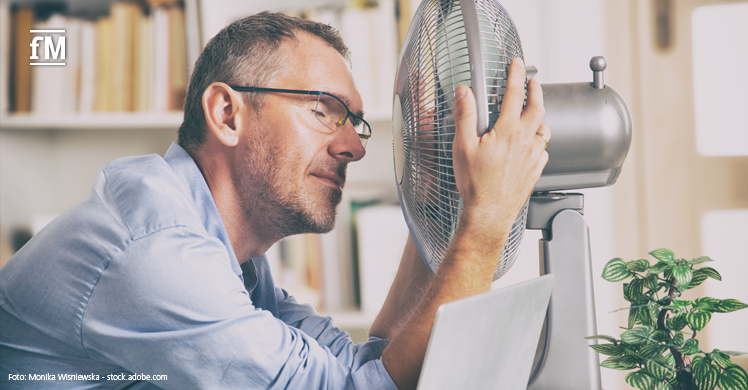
[525,192,602,390]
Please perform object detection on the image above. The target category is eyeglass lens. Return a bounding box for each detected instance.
[314,94,370,148]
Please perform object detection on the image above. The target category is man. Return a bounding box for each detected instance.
[0,12,549,390]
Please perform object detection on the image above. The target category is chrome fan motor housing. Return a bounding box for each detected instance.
[393,0,528,280]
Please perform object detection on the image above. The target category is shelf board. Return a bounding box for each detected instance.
[0,112,184,131]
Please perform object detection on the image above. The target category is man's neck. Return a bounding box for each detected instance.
[189,145,279,264]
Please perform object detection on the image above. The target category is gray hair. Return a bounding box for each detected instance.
[177,11,350,153]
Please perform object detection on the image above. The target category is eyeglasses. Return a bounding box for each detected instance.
[229,86,372,148]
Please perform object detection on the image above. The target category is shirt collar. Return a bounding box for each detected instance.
[163,142,243,277]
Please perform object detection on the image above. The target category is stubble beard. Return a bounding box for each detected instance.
[236,132,345,240]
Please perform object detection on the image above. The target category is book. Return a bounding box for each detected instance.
[183,0,202,79]
[31,15,66,114]
[61,18,80,113]
[111,2,140,111]
[280,234,322,308]
[94,15,114,111]
[78,20,96,112]
[396,0,421,51]
[1,0,10,114]
[336,182,398,310]
[152,6,169,112]
[338,0,398,118]
[356,204,409,316]
[11,5,34,113]
[168,5,187,111]
[134,11,152,111]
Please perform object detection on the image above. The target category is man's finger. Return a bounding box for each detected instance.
[521,78,545,134]
[535,122,551,151]
[497,58,526,127]
[453,85,478,151]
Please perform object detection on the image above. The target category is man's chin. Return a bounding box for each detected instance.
[307,204,337,234]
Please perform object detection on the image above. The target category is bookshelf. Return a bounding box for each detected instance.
[1,0,414,341]
[0,112,183,130]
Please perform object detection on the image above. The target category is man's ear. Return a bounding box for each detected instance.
[202,82,248,147]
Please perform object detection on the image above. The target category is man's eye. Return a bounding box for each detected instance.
[313,109,328,119]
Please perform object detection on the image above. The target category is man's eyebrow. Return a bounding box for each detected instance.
[325,90,366,118]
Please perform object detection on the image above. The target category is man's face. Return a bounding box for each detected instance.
[235,33,366,237]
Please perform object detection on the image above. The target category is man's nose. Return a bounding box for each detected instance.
[329,121,366,162]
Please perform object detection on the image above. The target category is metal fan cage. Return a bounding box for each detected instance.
[394,0,528,280]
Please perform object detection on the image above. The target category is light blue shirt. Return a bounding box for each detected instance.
[0,143,398,390]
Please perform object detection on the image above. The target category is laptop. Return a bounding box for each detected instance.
[416,274,554,390]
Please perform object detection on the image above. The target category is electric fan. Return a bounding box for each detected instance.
[392,1,632,389]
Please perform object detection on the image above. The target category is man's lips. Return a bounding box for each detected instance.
[312,173,344,189]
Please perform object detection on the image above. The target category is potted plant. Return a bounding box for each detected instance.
[588,248,747,390]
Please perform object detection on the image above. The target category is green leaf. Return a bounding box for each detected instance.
[622,326,654,345]
[645,305,660,327]
[678,339,700,355]
[687,311,712,331]
[646,359,672,381]
[698,266,722,281]
[714,299,748,313]
[672,332,685,347]
[650,261,672,274]
[689,256,714,265]
[717,365,748,390]
[603,258,634,282]
[722,351,748,357]
[651,330,669,343]
[667,312,688,332]
[628,279,646,303]
[629,306,641,329]
[624,283,632,302]
[601,355,639,370]
[695,297,721,306]
[693,301,718,312]
[673,300,693,307]
[585,335,618,343]
[693,357,718,390]
[650,248,675,263]
[672,266,693,288]
[591,343,624,356]
[626,370,656,390]
[620,343,639,357]
[693,354,706,365]
[689,271,709,288]
[640,344,669,359]
[666,371,678,386]
[628,259,652,272]
[709,350,734,367]
[644,274,660,290]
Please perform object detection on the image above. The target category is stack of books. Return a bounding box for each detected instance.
[3,0,193,115]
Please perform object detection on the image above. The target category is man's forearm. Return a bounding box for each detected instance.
[379,219,508,390]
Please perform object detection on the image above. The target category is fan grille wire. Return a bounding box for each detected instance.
[397,0,528,280]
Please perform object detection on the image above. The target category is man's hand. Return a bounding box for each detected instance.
[452,58,550,248]
[377,57,549,390]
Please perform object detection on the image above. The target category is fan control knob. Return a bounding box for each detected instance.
[590,56,606,89]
